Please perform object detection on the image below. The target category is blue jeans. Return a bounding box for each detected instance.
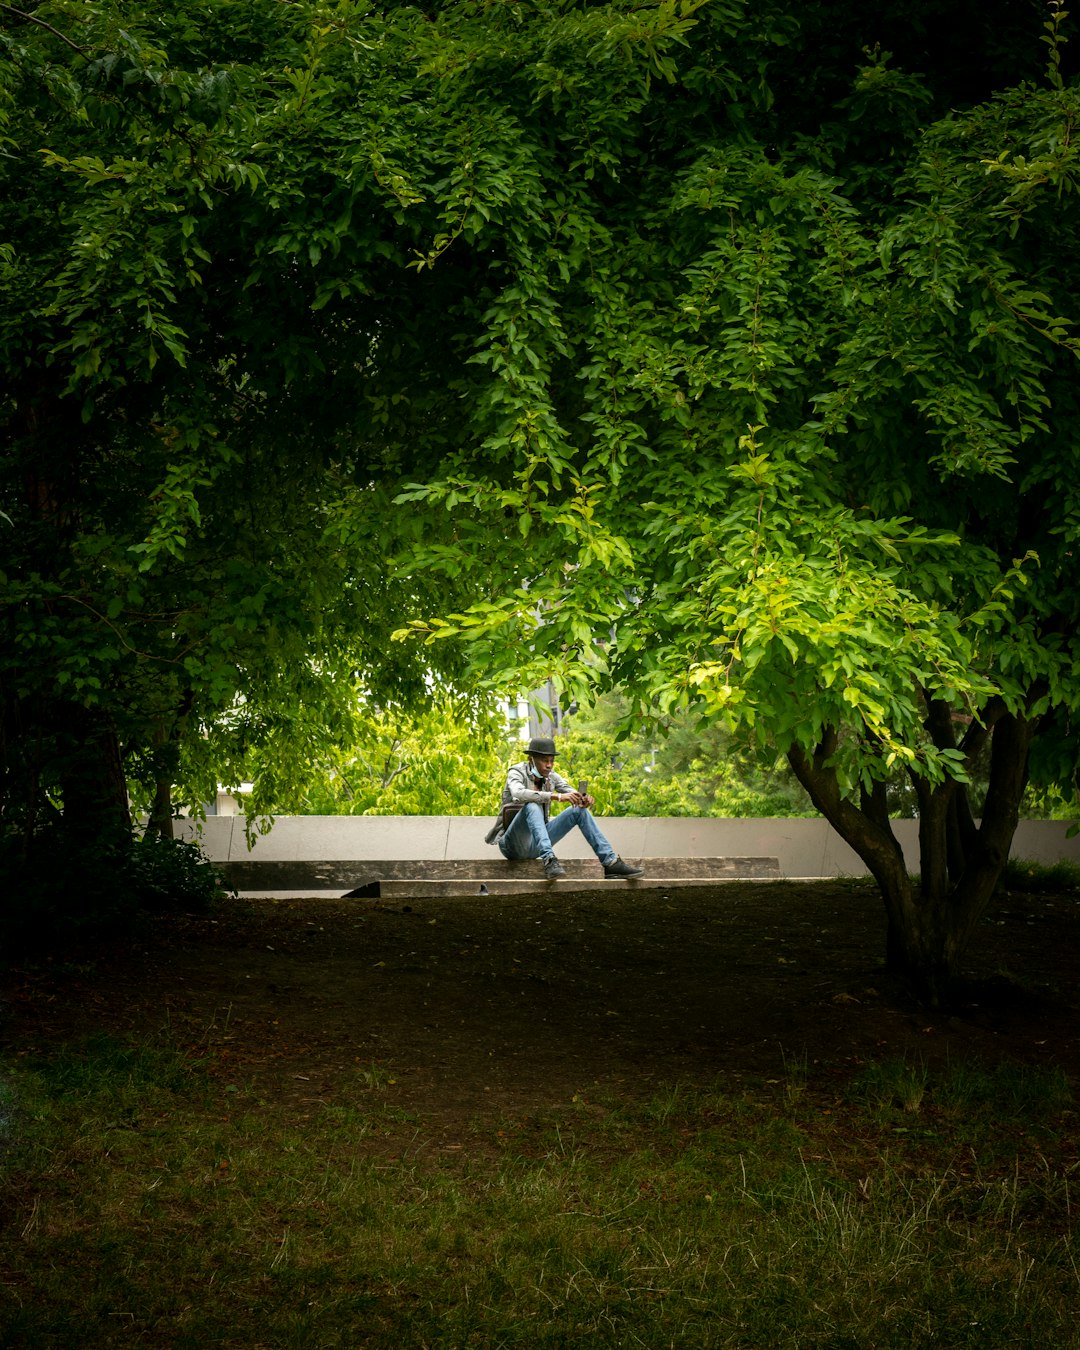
[499,803,618,866]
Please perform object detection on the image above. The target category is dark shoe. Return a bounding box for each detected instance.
[604,858,645,879]
[544,856,566,881]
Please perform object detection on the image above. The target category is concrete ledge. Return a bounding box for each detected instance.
[222,855,780,895]
[180,815,1080,885]
[353,876,781,899]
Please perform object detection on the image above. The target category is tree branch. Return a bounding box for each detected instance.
[787,734,905,879]
[0,3,89,57]
[957,694,1008,763]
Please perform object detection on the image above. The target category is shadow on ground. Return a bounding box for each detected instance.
[3,882,1077,1129]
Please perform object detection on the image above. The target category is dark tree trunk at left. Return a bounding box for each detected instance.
[57,702,132,845]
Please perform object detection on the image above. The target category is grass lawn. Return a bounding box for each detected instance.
[1,1038,1076,1347]
[2,877,1078,1346]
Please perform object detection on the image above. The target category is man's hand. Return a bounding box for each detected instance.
[556,791,593,808]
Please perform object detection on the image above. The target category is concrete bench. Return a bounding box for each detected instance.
[220,856,781,898]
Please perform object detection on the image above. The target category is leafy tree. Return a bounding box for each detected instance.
[551,696,814,817]
[390,1,1080,1004]
[246,695,518,817]
[0,0,482,881]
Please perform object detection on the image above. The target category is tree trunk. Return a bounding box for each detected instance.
[58,702,132,845]
[788,710,1036,1009]
[147,777,175,841]
[144,722,183,841]
[946,786,978,883]
[788,731,923,983]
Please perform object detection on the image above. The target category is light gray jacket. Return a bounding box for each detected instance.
[484,759,574,844]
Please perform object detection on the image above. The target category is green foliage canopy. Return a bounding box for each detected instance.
[376,0,1080,998]
[394,7,1080,801]
[0,0,494,833]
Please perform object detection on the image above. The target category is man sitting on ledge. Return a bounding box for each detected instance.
[485,736,645,882]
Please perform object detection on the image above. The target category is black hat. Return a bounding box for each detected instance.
[527,736,557,757]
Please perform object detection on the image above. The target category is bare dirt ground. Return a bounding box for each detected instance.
[3,881,1078,1131]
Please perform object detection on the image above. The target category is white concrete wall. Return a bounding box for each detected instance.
[178,815,1080,880]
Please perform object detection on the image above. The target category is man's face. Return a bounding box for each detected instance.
[530,753,556,776]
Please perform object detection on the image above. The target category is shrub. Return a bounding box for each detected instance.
[0,827,223,955]
[1003,858,1080,894]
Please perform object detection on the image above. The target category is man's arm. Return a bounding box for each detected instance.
[507,763,552,806]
